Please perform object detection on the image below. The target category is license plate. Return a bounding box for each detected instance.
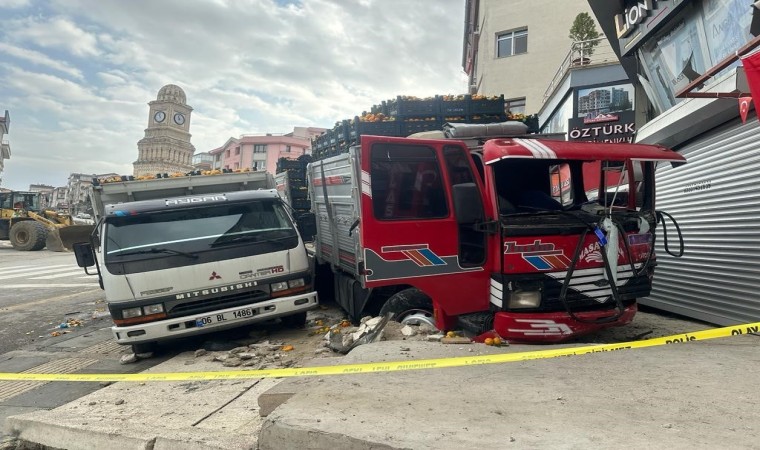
[195,307,258,327]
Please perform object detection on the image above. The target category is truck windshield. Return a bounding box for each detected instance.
[104,200,297,260]
[493,159,652,215]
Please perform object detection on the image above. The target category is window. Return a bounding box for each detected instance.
[370,143,448,220]
[225,150,230,158]
[235,146,240,155]
[285,145,291,153]
[103,199,298,263]
[505,98,526,116]
[254,144,267,154]
[497,29,527,58]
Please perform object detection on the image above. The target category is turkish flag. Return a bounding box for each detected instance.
[740,51,760,121]
[740,97,752,123]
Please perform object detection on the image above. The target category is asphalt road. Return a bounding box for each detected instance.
[0,243,106,355]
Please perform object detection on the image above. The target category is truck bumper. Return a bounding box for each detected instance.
[492,303,637,343]
[111,291,318,345]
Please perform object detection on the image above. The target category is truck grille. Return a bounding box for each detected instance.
[167,289,270,318]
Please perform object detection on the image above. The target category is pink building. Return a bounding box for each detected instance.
[209,127,325,174]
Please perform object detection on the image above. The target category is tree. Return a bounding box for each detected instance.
[569,12,601,60]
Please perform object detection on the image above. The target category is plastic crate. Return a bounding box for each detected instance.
[351,117,403,142]
[402,118,442,136]
[277,158,304,171]
[387,96,438,117]
[292,199,311,210]
[336,120,351,144]
[439,95,469,116]
[469,95,505,115]
[288,188,308,199]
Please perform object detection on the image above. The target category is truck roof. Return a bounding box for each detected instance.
[483,138,686,165]
[103,189,281,218]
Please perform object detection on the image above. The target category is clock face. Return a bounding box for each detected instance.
[173,113,185,125]
[154,111,166,123]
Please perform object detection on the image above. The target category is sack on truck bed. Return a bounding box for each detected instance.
[443,121,528,139]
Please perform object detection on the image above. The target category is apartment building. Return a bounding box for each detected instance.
[209,127,325,174]
[0,110,10,186]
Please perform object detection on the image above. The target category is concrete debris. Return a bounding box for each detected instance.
[427,333,444,342]
[327,314,390,354]
[401,325,417,336]
[119,353,138,365]
[194,349,208,357]
[222,358,242,367]
[229,346,248,354]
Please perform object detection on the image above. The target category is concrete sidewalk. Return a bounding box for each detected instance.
[4,330,760,449]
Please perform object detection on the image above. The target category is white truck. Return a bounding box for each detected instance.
[71,171,318,353]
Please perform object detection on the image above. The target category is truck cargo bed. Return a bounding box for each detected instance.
[307,150,363,277]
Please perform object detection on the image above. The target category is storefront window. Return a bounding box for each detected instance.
[700,0,753,68]
[637,0,752,114]
[639,15,709,110]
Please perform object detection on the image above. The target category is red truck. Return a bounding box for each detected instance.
[306,125,685,342]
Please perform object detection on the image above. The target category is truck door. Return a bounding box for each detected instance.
[358,136,490,315]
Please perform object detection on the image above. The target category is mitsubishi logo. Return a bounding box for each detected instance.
[209,271,221,280]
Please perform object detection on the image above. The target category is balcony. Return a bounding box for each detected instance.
[543,37,620,104]
[1,140,10,159]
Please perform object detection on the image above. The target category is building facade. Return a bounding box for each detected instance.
[134,84,195,176]
[462,0,614,116]
[588,0,760,325]
[50,186,68,212]
[0,110,10,186]
[208,127,325,174]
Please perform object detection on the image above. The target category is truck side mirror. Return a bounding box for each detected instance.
[295,213,317,242]
[452,183,484,225]
[73,242,96,268]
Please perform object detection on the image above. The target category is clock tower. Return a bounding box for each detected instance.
[133,84,196,176]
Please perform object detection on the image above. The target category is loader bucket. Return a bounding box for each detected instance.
[54,225,95,251]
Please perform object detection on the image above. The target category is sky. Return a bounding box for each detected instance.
[0,0,468,190]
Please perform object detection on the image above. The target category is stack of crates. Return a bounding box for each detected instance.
[276,156,311,214]
[311,94,509,161]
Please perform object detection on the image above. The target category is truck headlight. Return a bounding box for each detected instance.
[271,281,288,292]
[288,278,305,288]
[507,291,541,309]
[122,307,143,319]
[143,304,164,315]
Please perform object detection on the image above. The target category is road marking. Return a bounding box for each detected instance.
[1,321,758,382]
[0,267,82,280]
[0,264,70,275]
[31,270,92,280]
[2,284,98,288]
[0,289,102,312]
[0,357,99,402]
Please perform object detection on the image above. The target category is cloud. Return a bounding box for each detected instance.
[0,0,468,191]
[10,16,100,58]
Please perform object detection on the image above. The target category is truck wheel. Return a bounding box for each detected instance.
[379,288,436,329]
[9,221,48,251]
[281,312,308,329]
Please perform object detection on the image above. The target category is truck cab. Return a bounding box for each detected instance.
[74,173,318,352]
[310,134,685,343]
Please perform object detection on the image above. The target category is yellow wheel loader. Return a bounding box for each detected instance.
[0,191,93,251]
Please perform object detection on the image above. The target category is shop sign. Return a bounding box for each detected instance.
[614,0,687,56]
[568,110,637,143]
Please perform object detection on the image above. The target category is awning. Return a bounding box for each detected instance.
[483,138,686,165]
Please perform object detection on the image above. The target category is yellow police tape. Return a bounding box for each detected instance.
[1,321,758,383]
